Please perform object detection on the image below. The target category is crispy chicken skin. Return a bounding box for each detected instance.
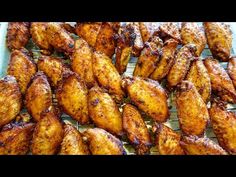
[167,44,196,88]
[0,76,22,127]
[59,124,90,155]
[204,57,236,103]
[46,22,75,55]
[0,122,35,155]
[30,22,53,55]
[133,36,163,78]
[139,22,159,43]
[88,86,123,136]
[227,57,236,88]
[75,22,102,47]
[94,22,120,58]
[59,22,76,34]
[31,109,63,155]
[176,81,209,137]
[150,38,178,81]
[25,72,52,122]
[181,22,206,56]
[7,48,37,94]
[7,22,30,50]
[122,104,152,155]
[204,22,232,62]
[83,128,126,155]
[56,72,89,125]
[186,58,211,103]
[93,51,124,102]
[158,22,181,43]
[71,38,96,88]
[115,24,136,74]
[180,135,227,155]
[209,99,236,154]
[37,55,69,87]
[122,77,169,123]
[154,124,185,155]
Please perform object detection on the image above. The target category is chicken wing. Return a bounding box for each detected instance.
[176,81,209,137]
[227,56,236,88]
[204,22,232,62]
[150,38,178,81]
[139,22,159,43]
[93,51,124,102]
[88,86,123,136]
[7,48,37,94]
[31,109,63,155]
[59,124,90,155]
[0,122,35,155]
[181,22,206,56]
[167,44,196,88]
[186,58,211,103]
[56,71,89,124]
[75,22,102,47]
[209,99,236,154]
[30,22,53,55]
[71,38,96,88]
[46,22,75,55]
[7,22,30,50]
[158,22,181,43]
[180,135,227,155]
[154,123,184,155]
[122,77,169,123]
[37,55,69,87]
[25,72,52,122]
[204,57,236,103]
[115,24,136,74]
[0,76,22,127]
[133,36,163,78]
[83,128,126,155]
[122,104,151,155]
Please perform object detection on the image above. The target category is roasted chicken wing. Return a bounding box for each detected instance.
[158,22,181,43]
[83,128,126,155]
[0,76,22,127]
[227,56,236,88]
[139,22,159,43]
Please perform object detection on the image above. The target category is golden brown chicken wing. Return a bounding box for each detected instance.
[186,58,211,103]
[71,38,96,88]
[93,51,124,102]
[115,24,136,74]
[204,22,232,62]
[75,22,102,47]
[133,36,163,78]
[7,22,30,50]
[59,124,90,155]
[25,72,52,122]
[204,57,236,103]
[0,122,35,155]
[139,22,159,43]
[56,71,89,124]
[0,76,22,127]
[227,56,236,88]
[94,22,120,58]
[88,86,123,136]
[7,48,37,94]
[122,104,151,155]
[180,135,227,155]
[181,22,206,56]
[209,99,236,154]
[30,22,53,55]
[176,81,209,137]
[83,128,126,155]
[46,22,75,55]
[31,109,63,155]
[37,55,69,87]
[150,38,178,81]
[158,22,181,43]
[154,123,185,155]
[122,77,169,123]
[167,44,196,88]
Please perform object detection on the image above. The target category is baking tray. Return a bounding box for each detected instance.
[0,22,236,155]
